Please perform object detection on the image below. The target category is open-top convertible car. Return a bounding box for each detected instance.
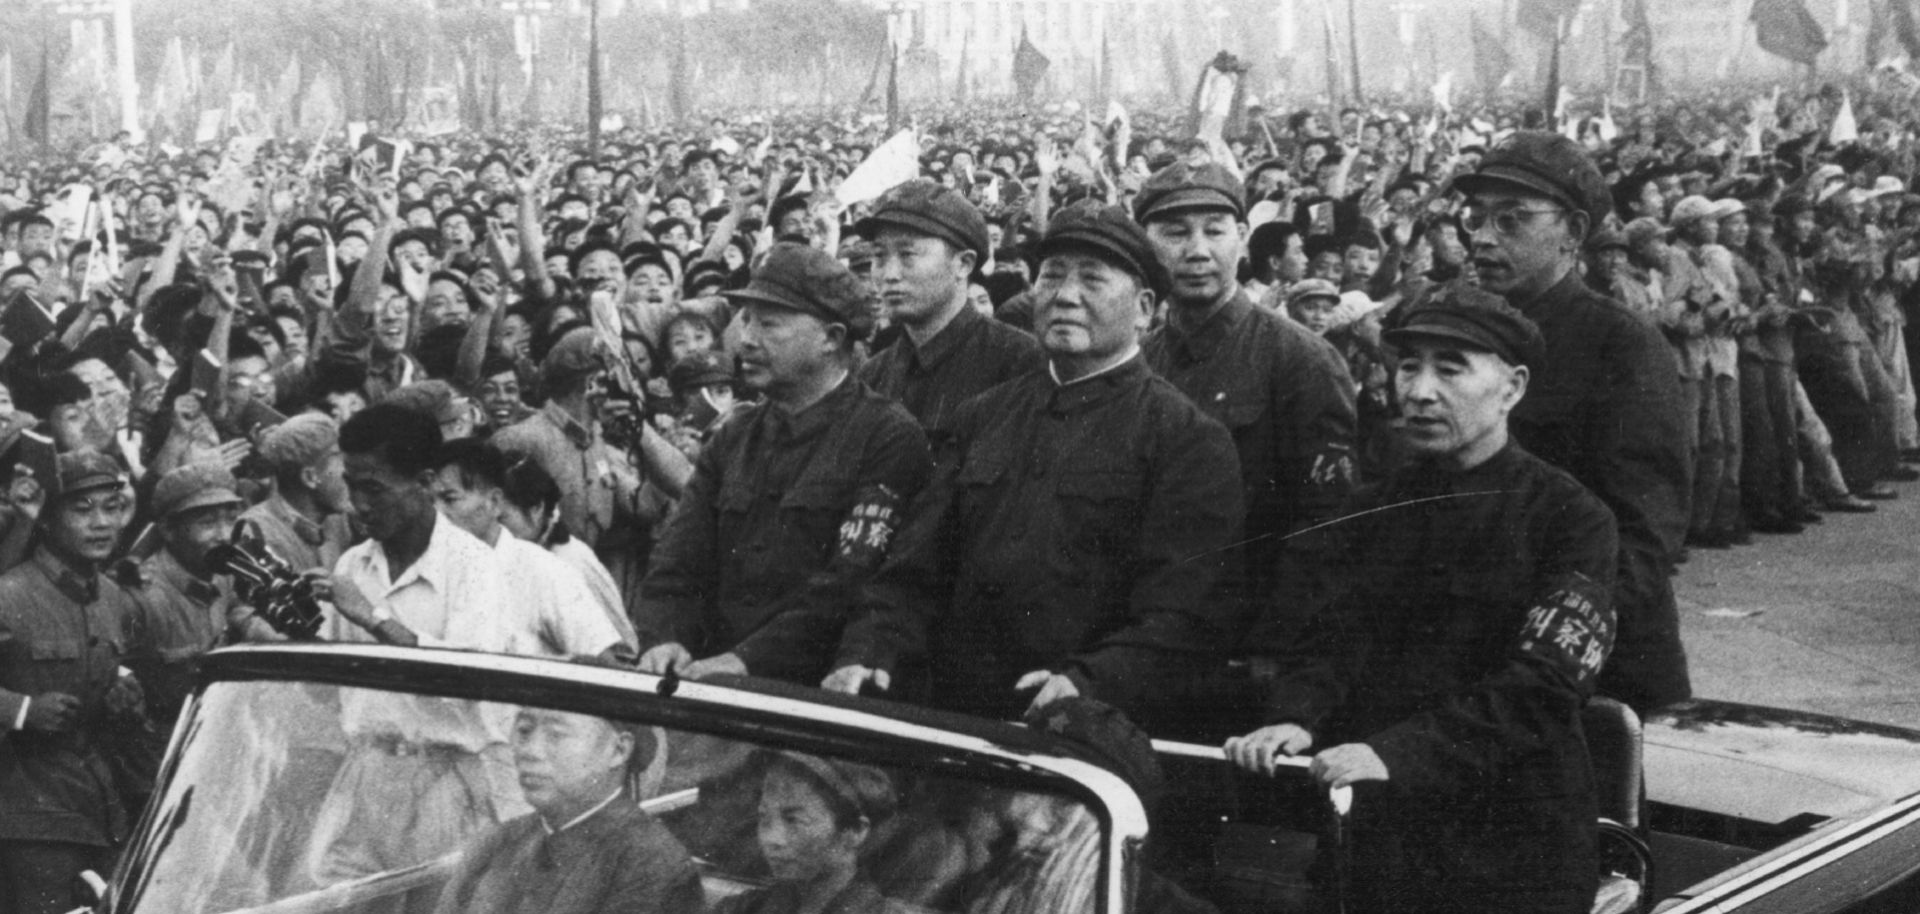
[69,644,1920,914]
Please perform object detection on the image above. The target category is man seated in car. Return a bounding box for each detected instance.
[1225,286,1618,914]
[717,751,910,914]
[433,709,705,914]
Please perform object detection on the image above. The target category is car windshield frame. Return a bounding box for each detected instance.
[107,643,1150,914]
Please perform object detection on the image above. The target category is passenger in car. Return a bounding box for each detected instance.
[718,751,910,914]
[433,708,704,914]
[1225,286,1618,914]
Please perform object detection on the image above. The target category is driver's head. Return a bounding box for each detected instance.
[511,709,642,819]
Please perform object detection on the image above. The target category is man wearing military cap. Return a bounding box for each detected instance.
[126,463,246,726]
[1455,129,1694,713]
[833,206,1244,726]
[0,452,155,914]
[1134,158,1358,660]
[855,179,1042,445]
[1229,285,1617,914]
[637,242,932,686]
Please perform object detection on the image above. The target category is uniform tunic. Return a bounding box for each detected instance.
[858,304,1044,446]
[431,792,704,914]
[1508,271,1693,711]
[639,375,931,684]
[1264,443,1617,914]
[239,494,351,575]
[1144,289,1357,634]
[844,355,1244,723]
[127,548,232,725]
[0,549,150,849]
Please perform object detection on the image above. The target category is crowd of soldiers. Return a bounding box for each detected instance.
[0,78,1917,913]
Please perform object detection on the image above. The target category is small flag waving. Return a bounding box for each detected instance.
[836,129,922,205]
[1829,90,1859,145]
[1750,0,1828,65]
[1014,27,1049,101]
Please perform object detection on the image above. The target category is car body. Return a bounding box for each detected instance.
[91,643,1155,914]
[74,645,1920,914]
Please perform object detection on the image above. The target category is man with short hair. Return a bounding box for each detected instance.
[431,710,703,914]
[1227,286,1616,914]
[429,437,633,662]
[1135,161,1357,646]
[303,403,521,884]
[637,243,931,686]
[854,180,1042,444]
[0,452,152,914]
[834,206,1243,725]
[1455,131,1693,712]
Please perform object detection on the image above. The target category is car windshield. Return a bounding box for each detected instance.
[113,679,1106,914]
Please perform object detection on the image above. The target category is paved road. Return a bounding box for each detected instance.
[1676,476,1920,729]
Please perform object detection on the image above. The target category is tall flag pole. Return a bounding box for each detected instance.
[1346,0,1363,103]
[587,0,603,156]
[1544,15,1563,123]
[886,41,900,132]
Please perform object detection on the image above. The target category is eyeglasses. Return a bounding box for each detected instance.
[1459,204,1567,236]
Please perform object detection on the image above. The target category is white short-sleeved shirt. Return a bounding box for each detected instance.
[330,513,515,748]
[490,532,623,659]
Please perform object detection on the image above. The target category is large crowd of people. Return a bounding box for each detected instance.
[2,76,1918,913]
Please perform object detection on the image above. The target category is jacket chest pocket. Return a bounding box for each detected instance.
[1053,470,1143,556]
[23,637,99,693]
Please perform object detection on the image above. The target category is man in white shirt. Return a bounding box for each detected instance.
[428,437,631,662]
[303,403,523,885]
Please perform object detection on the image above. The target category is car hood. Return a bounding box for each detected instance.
[1646,699,1920,825]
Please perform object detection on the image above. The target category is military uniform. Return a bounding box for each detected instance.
[853,180,1046,445]
[0,457,153,914]
[640,244,933,684]
[847,353,1244,722]
[1261,293,1617,914]
[126,547,231,724]
[1265,444,1615,914]
[239,493,351,576]
[1456,133,1694,712]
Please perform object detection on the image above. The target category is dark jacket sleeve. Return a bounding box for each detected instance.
[1066,400,1246,705]
[635,427,729,652]
[732,414,933,679]
[1363,491,1618,799]
[1274,327,1358,530]
[835,417,972,674]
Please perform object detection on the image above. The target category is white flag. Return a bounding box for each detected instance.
[1830,91,1859,146]
[835,129,922,206]
[1430,72,1454,113]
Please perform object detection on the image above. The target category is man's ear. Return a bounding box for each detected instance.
[1507,363,1531,407]
[1566,211,1592,250]
[1134,288,1156,334]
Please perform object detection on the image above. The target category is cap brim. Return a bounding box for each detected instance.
[854,211,981,259]
[1452,168,1581,213]
[59,475,124,498]
[1036,235,1167,298]
[1383,323,1508,361]
[722,285,818,317]
[1137,188,1242,223]
[170,489,244,516]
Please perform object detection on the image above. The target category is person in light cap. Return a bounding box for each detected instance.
[855,179,1041,447]
[1670,194,1751,548]
[1230,283,1616,914]
[637,242,933,687]
[242,412,354,577]
[128,462,246,725]
[834,205,1243,727]
[1454,130,1693,713]
[0,450,154,914]
[1136,157,1358,675]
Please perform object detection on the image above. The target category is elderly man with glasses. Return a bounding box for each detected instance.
[1453,131,1694,715]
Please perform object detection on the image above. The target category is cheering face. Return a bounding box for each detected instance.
[1144,211,1245,308]
[1394,339,1527,465]
[1032,252,1151,363]
[372,287,412,355]
[480,371,523,428]
[45,486,131,564]
[574,249,625,297]
[422,280,472,330]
